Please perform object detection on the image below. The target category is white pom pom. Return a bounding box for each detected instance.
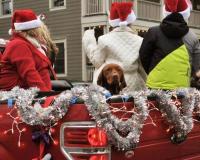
[119,21,128,27]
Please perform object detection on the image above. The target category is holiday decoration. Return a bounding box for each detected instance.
[0,86,38,101]
[147,89,196,143]
[83,85,149,150]
[163,0,192,20]
[4,105,26,147]
[1,85,200,151]
[109,2,136,27]
[12,9,42,31]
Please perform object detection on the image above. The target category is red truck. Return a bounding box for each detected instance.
[0,85,200,160]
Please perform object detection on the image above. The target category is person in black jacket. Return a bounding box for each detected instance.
[139,0,200,90]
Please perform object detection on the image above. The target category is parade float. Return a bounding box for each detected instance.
[1,85,200,160]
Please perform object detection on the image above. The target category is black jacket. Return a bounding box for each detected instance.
[139,13,200,89]
[139,13,191,74]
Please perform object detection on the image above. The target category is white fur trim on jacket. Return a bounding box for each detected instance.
[26,36,47,56]
[163,6,191,21]
[14,18,42,31]
[109,11,136,27]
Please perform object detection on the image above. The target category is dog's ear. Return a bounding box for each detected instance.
[120,74,127,89]
[97,70,106,87]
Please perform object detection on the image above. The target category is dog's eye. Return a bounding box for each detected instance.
[117,68,121,72]
[105,68,111,72]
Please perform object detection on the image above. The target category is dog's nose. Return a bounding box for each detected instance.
[113,75,118,81]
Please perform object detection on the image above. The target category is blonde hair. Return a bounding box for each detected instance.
[37,22,59,56]
[18,22,59,57]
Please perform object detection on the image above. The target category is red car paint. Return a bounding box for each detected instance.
[0,101,200,160]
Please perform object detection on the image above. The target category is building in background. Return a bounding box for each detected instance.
[0,0,82,82]
[82,0,200,82]
[0,0,200,82]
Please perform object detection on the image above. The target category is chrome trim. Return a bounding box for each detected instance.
[64,147,110,154]
[60,121,111,160]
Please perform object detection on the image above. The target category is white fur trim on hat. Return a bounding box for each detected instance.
[109,11,136,27]
[179,6,191,20]
[109,18,121,28]
[119,21,128,27]
[126,11,136,24]
[163,5,191,21]
[14,18,42,31]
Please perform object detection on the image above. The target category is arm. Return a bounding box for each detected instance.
[190,37,200,88]
[10,43,49,91]
[139,28,156,74]
[192,38,200,74]
[138,59,147,82]
[82,29,106,68]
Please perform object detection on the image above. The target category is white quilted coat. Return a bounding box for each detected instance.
[82,26,147,91]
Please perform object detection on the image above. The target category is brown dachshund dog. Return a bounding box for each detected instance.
[97,64,127,95]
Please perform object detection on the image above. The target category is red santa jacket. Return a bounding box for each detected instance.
[0,33,57,91]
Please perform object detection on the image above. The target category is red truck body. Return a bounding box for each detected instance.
[0,101,200,160]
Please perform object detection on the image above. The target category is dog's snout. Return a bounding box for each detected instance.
[98,64,126,95]
[113,74,118,79]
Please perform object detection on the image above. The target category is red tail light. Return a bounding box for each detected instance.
[90,155,107,160]
[60,121,111,160]
[88,128,107,147]
[71,154,109,160]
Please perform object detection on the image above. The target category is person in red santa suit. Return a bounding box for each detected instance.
[0,9,57,91]
[83,2,146,91]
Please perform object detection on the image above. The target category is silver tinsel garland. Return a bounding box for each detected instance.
[0,87,78,126]
[193,90,200,114]
[1,86,200,151]
[16,89,72,126]
[148,88,196,136]
[0,87,38,101]
[83,85,149,150]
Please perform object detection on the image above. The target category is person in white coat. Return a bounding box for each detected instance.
[82,2,146,91]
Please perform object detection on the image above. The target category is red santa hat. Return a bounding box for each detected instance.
[163,0,192,20]
[109,2,136,27]
[10,9,41,32]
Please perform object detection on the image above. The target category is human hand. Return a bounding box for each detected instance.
[196,70,200,78]
[82,29,96,46]
[83,29,95,37]
[191,70,200,89]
